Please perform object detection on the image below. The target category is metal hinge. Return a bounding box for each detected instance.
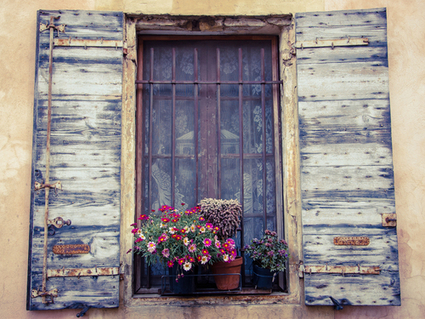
[298,261,381,277]
[295,37,369,49]
[34,181,62,192]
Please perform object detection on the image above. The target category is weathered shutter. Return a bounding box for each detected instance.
[296,8,400,306]
[27,10,123,310]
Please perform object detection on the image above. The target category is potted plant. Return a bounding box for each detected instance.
[129,203,223,293]
[244,230,290,289]
[198,198,243,290]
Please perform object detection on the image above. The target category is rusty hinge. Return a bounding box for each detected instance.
[300,264,381,276]
[295,37,369,49]
[54,38,123,49]
[31,288,58,304]
[382,213,397,227]
[47,266,119,278]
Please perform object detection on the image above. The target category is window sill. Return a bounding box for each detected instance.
[127,290,300,307]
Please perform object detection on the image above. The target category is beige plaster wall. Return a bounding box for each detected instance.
[1,0,424,318]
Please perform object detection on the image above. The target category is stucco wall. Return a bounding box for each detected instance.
[1,0,424,318]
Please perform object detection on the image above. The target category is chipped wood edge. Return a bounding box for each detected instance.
[121,15,137,307]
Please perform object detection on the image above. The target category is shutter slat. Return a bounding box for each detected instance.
[297,8,400,307]
[27,10,123,310]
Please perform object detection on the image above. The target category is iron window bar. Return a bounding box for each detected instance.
[139,44,280,290]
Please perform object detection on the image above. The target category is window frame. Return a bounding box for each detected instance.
[134,35,283,294]
[121,14,303,306]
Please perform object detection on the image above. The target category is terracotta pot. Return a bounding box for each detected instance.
[211,256,243,290]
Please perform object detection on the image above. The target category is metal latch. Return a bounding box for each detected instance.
[34,181,62,192]
[48,216,71,228]
[382,213,397,227]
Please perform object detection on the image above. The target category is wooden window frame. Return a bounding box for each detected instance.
[121,14,303,306]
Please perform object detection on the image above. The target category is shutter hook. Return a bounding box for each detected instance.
[76,306,90,317]
[330,297,343,310]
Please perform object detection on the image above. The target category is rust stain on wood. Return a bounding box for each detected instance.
[333,236,370,246]
[52,244,90,254]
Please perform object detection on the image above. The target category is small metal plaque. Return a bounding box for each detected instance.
[53,244,90,255]
[333,236,370,246]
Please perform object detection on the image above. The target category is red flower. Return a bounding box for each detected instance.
[167,260,174,268]
[131,228,139,234]
[181,202,185,206]
[202,249,209,255]
[178,258,185,265]
[161,217,170,223]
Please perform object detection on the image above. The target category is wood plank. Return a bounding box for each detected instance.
[297,61,389,102]
[296,8,386,28]
[296,24,387,45]
[300,143,392,166]
[304,270,400,306]
[303,234,399,268]
[29,275,119,310]
[301,165,393,192]
[38,10,123,40]
[299,99,390,128]
[297,45,387,65]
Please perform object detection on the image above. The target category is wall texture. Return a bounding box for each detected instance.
[1,0,424,318]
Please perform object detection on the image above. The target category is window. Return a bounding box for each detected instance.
[135,36,284,293]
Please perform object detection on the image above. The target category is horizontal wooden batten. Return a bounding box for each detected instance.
[304,265,381,275]
[47,267,119,278]
[295,37,369,49]
[54,38,123,48]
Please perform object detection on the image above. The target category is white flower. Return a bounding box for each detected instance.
[183,262,192,271]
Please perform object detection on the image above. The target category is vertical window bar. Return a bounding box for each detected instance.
[194,48,199,204]
[238,47,245,283]
[147,47,155,288]
[216,48,222,199]
[171,48,176,207]
[261,48,267,233]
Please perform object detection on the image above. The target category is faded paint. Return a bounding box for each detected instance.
[0,0,424,318]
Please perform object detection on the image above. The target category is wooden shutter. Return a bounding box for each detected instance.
[296,8,400,306]
[27,10,123,310]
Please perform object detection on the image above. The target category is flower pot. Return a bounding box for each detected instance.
[211,256,243,290]
[168,265,195,294]
[253,264,275,289]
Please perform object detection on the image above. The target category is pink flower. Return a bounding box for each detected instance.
[131,228,139,234]
[203,238,212,247]
[147,241,156,253]
[188,244,197,253]
[167,260,174,268]
[178,258,185,265]
[162,248,170,258]
[205,223,213,229]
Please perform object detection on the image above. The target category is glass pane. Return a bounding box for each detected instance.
[243,159,264,216]
[175,98,195,156]
[151,158,172,211]
[221,158,240,201]
[243,100,263,154]
[266,158,276,216]
[152,86,172,155]
[220,99,240,155]
[175,158,196,207]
